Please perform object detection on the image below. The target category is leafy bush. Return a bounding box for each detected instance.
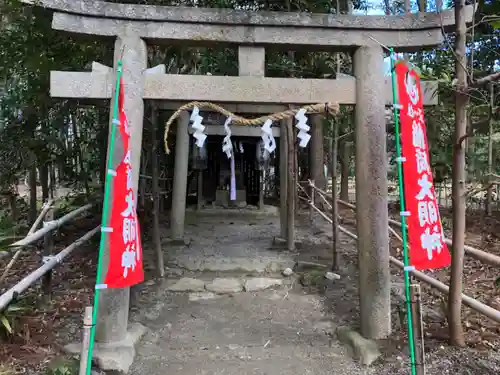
[45,358,79,375]
[0,302,30,338]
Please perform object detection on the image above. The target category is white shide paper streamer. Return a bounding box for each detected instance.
[190,106,207,148]
[220,116,236,201]
[222,117,233,158]
[295,108,311,147]
[261,119,276,153]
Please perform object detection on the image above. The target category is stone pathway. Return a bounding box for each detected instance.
[126,208,500,375]
[127,210,366,375]
[164,209,296,273]
[129,278,364,375]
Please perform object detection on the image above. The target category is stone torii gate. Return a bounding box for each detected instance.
[23,0,474,367]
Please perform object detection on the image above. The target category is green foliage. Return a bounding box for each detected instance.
[0,301,31,338]
[0,0,497,228]
[0,365,14,375]
[495,275,500,289]
[299,269,325,287]
[45,358,79,375]
[0,0,112,196]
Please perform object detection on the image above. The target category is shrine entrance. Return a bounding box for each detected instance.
[197,135,264,207]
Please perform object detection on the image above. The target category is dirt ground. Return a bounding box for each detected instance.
[0,215,100,373]
[394,206,500,351]
[336,203,500,347]
[0,204,499,374]
[308,205,500,374]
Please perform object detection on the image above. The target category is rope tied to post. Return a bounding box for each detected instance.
[163,101,340,154]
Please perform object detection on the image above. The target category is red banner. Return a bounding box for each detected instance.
[103,78,144,288]
[396,61,451,271]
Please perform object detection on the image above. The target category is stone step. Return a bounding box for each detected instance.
[166,276,289,294]
[167,255,295,273]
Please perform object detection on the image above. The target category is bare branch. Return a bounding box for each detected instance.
[470,118,489,129]
[485,173,500,180]
[466,15,500,31]
[457,131,473,147]
[471,72,500,88]
[466,182,500,198]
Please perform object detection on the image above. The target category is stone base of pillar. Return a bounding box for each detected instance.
[270,236,302,250]
[64,323,147,374]
[164,237,191,247]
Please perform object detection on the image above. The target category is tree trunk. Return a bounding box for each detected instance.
[418,0,427,12]
[39,163,49,202]
[38,116,50,202]
[28,159,37,225]
[65,123,74,177]
[49,162,56,199]
[58,127,65,185]
[151,103,165,277]
[339,140,351,201]
[404,0,410,61]
[71,113,90,196]
[448,0,468,348]
[337,0,350,14]
[98,111,108,193]
[436,0,443,12]
[486,83,494,216]
[383,0,391,15]
[8,193,18,222]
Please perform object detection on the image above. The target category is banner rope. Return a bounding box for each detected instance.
[163,101,340,154]
[389,52,418,375]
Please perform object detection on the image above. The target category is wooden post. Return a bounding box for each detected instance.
[331,122,340,271]
[286,117,295,251]
[258,170,264,209]
[79,306,93,375]
[309,179,315,225]
[42,205,54,303]
[197,171,203,210]
[280,119,289,239]
[139,157,147,210]
[292,109,299,216]
[410,284,426,375]
[159,168,165,214]
[151,102,165,277]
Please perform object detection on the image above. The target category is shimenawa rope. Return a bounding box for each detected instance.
[163,101,340,154]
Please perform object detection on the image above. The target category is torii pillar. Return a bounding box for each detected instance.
[94,35,149,359]
[353,46,390,339]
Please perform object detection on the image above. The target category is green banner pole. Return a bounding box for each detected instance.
[389,51,417,375]
[85,60,123,375]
